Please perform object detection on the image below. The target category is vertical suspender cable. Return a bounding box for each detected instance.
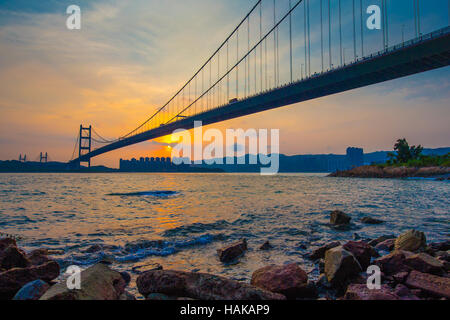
[417,0,421,36]
[360,0,364,57]
[339,0,342,66]
[304,1,307,76]
[353,0,356,60]
[307,0,311,76]
[329,0,332,68]
[273,0,276,88]
[289,0,293,82]
[414,0,418,37]
[260,2,263,91]
[320,0,324,72]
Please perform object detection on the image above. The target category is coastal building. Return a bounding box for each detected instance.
[346,147,364,168]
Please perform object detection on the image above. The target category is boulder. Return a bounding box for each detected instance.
[132,262,163,274]
[394,284,420,300]
[404,253,445,275]
[324,246,362,287]
[0,261,59,299]
[250,263,314,299]
[119,291,136,300]
[375,250,412,275]
[259,241,273,251]
[367,235,396,247]
[375,239,395,252]
[27,249,50,266]
[429,240,450,252]
[361,217,384,225]
[309,241,341,260]
[344,284,400,300]
[394,230,426,252]
[136,269,286,300]
[0,238,17,251]
[217,239,247,263]
[12,279,49,300]
[0,245,30,270]
[330,210,351,225]
[343,241,378,270]
[40,263,126,300]
[405,270,450,299]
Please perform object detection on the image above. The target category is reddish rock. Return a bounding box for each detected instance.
[330,211,351,225]
[217,239,247,263]
[392,271,409,283]
[375,239,396,252]
[251,263,314,299]
[0,238,17,251]
[429,240,450,252]
[0,261,59,299]
[0,245,30,270]
[343,241,378,270]
[367,235,396,247]
[309,241,341,260]
[405,270,450,299]
[136,269,286,300]
[394,284,420,300]
[404,253,445,275]
[375,250,412,275]
[344,284,400,300]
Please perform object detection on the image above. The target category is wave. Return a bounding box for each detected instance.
[106,190,179,197]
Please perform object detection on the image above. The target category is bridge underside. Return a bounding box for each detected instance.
[71,28,450,164]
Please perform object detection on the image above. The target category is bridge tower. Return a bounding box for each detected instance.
[19,154,27,162]
[39,152,48,163]
[78,125,92,168]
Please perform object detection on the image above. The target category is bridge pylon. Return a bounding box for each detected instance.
[78,125,92,168]
[39,152,48,163]
[19,154,27,162]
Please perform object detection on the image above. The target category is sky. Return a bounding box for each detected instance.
[0,0,449,167]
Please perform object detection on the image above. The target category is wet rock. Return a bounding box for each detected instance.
[375,239,395,252]
[132,262,163,274]
[343,241,378,270]
[392,271,409,283]
[136,269,286,300]
[324,246,362,287]
[375,250,412,275]
[309,241,341,260]
[394,230,426,252]
[353,233,361,240]
[250,263,312,299]
[146,293,171,300]
[0,245,30,270]
[361,217,384,225]
[330,210,351,225]
[40,263,126,300]
[259,241,273,251]
[119,291,136,300]
[12,279,49,300]
[404,253,445,275]
[429,240,450,252]
[0,261,60,299]
[217,239,247,263]
[405,270,450,299]
[120,271,131,286]
[344,284,400,300]
[367,235,396,247]
[27,249,50,266]
[316,274,332,289]
[0,238,17,251]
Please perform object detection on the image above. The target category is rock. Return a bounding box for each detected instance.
[119,291,136,300]
[375,239,395,252]
[394,284,419,300]
[12,279,49,300]
[404,253,445,275]
[429,240,450,252]
[394,230,426,252]
[343,241,378,270]
[375,250,412,275]
[361,217,384,225]
[0,245,30,270]
[120,271,131,286]
[367,235,396,247]
[0,238,17,251]
[0,261,59,299]
[405,270,450,299]
[259,241,273,251]
[392,271,409,283]
[250,263,312,299]
[27,249,50,266]
[344,284,400,300]
[136,269,286,300]
[324,246,362,287]
[353,233,361,240]
[132,262,163,274]
[217,239,247,263]
[309,241,341,260]
[40,263,126,300]
[316,274,332,289]
[330,210,351,225]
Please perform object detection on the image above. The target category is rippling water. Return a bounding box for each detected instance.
[0,173,448,297]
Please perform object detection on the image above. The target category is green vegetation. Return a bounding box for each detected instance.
[378,138,450,168]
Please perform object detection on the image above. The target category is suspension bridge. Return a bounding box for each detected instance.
[70,0,450,167]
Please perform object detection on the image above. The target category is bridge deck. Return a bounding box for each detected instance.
[71,26,450,164]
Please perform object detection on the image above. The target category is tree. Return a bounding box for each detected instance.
[387,138,423,164]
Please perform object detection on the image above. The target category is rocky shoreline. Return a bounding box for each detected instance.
[329,165,450,179]
[1,210,449,300]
